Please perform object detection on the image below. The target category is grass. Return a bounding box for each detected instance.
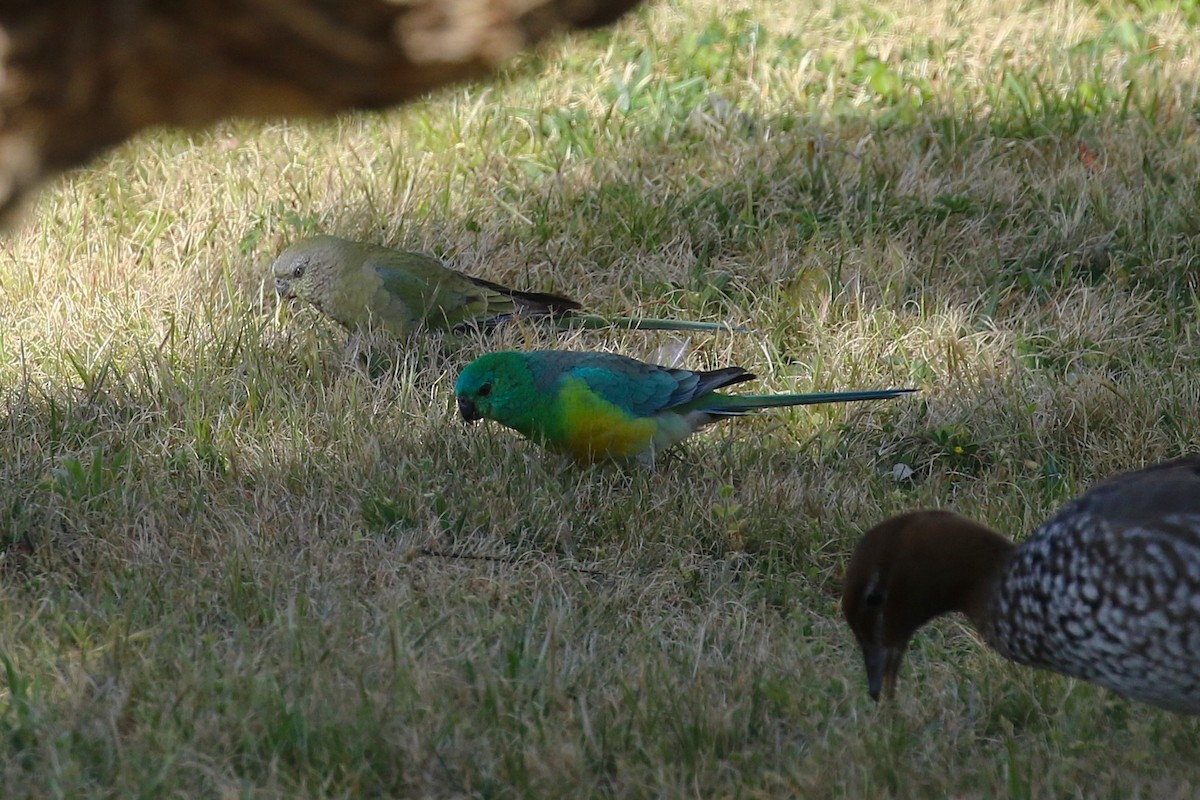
[2,0,1200,794]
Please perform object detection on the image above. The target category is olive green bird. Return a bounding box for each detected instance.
[455,350,916,465]
[272,235,741,338]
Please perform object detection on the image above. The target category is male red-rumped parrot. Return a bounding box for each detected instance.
[271,235,742,337]
[455,350,916,465]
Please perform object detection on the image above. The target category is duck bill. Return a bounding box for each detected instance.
[457,396,481,422]
[861,641,905,702]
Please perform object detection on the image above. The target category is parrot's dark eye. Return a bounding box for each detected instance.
[292,265,305,279]
[477,383,492,398]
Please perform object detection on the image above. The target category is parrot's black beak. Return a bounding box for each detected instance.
[861,641,904,702]
[457,396,481,422]
[274,278,291,297]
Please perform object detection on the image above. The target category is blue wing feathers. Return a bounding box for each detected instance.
[522,350,912,420]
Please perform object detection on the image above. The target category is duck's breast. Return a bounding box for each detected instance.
[989,512,1200,714]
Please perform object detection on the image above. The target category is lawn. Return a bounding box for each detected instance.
[2,0,1200,795]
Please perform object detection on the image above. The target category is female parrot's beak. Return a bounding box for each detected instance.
[457,396,481,422]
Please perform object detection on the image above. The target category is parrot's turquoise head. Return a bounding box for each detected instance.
[454,351,531,425]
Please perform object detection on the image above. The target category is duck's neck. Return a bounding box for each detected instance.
[951,526,1018,632]
[903,517,1017,632]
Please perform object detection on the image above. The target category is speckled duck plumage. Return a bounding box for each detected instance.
[842,456,1200,714]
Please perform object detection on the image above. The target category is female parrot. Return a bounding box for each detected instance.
[455,350,915,465]
[271,235,741,338]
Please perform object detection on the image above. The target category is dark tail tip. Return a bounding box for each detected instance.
[512,290,583,316]
[468,274,583,316]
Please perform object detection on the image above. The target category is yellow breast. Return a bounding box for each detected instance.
[556,378,658,463]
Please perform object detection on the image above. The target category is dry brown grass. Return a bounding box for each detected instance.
[1,0,1199,795]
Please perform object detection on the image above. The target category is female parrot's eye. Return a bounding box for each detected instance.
[477,383,492,397]
[292,265,305,279]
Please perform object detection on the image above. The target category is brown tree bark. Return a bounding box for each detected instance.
[0,0,642,226]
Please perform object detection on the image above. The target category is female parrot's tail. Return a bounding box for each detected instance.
[556,314,749,333]
[468,274,746,332]
[469,276,583,317]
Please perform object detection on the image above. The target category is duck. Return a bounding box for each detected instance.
[841,456,1200,714]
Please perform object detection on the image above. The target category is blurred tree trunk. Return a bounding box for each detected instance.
[0,0,641,225]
